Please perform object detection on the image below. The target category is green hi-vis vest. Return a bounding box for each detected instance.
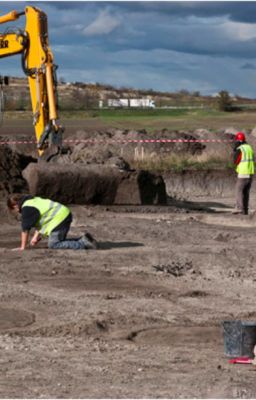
[236,143,255,175]
[22,197,70,236]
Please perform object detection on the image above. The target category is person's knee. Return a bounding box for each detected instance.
[48,240,59,249]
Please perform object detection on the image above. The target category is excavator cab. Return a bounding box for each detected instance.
[0,6,63,158]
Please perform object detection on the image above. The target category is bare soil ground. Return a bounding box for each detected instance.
[1,120,256,398]
[2,197,256,398]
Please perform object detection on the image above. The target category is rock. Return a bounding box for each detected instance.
[105,156,131,171]
[223,127,240,136]
[194,129,211,138]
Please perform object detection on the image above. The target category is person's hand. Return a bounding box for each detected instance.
[30,235,41,246]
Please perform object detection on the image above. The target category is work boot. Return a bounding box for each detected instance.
[81,232,98,250]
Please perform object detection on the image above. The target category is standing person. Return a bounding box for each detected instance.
[7,193,98,251]
[233,131,254,215]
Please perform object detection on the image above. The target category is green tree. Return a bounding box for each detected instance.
[217,90,233,111]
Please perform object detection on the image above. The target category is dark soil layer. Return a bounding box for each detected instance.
[0,145,34,198]
[22,162,167,205]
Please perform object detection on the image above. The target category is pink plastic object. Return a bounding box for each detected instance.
[228,357,253,364]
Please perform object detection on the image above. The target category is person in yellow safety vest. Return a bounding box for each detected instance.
[7,194,98,251]
[233,131,255,215]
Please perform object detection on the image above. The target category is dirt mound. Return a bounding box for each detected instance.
[0,127,239,202]
[22,162,167,205]
[0,145,35,197]
[60,128,206,165]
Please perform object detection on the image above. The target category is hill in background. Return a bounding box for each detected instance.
[2,77,256,112]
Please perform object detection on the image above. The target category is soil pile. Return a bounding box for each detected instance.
[0,145,35,198]
[59,128,207,165]
[22,162,167,205]
[0,127,247,202]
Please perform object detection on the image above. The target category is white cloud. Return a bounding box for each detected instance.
[83,9,121,36]
[222,20,256,41]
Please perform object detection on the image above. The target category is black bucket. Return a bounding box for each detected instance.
[223,320,256,357]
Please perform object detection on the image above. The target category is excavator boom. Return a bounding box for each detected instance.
[0,6,63,157]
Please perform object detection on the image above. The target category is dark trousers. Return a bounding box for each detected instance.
[48,219,85,250]
[236,177,253,214]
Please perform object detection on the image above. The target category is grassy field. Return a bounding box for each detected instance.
[76,108,256,132]
[3,108,256,132]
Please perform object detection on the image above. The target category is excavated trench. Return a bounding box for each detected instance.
[0,127,250,204]
[0,145,238,204]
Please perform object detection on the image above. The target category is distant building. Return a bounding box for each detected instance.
[107,98,155,108]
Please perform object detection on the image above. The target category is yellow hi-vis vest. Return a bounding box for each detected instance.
[22,197,70,236]
[236,143,255,175]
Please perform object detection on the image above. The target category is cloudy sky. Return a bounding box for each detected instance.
[1,1,256,97]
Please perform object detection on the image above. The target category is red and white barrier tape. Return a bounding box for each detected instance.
[0,140,36,145]
[0,138,234,146]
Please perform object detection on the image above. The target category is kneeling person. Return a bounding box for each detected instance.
[7,194,97,251]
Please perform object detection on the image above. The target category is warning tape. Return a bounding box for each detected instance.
[65,139,233,144]
[0,138,234,146]
[0,140,36,145]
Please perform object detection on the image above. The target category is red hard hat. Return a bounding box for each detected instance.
[235,132,246,142]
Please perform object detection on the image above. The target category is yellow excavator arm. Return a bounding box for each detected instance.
[0,6,63,157]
